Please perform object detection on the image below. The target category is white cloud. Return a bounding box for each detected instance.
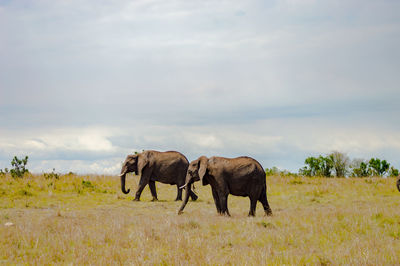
[0,127,119,155]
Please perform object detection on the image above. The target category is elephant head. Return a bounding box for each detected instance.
[119,154,139,194]
[178,156,208,214]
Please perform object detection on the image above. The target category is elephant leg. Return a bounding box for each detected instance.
[248,197,257,217]
[149,181,158,201]
[258,190,272,216]
[219,194,230,216]
[134,174,150,201]
[175,185,182,201]
[211,187,221,214]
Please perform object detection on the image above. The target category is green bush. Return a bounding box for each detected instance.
[44,168,60,179]
[266,166,298,177]
[10,156,29,178]
[389,167,399,177]
[299,155,334,177]
[0,168,9,177]
[350,160,370,177]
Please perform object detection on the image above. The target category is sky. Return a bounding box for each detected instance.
[1,0,400,174]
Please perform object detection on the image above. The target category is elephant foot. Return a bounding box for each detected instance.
[133,198,140,201]
[265,210,273,216]
[175,198,182,201]
[151,197,158,202]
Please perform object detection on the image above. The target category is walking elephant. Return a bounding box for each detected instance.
[119,150,198,201]
[178,156,272,217]
[397,177,400,192]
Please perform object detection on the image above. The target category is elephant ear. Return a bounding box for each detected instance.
[137,152,150,176]
[198,156,208,186]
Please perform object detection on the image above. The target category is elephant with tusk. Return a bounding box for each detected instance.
[120,150,198,201]
[178,155,272,217]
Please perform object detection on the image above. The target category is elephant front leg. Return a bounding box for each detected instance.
[219,194,230,216]
[134,177,149,201]
[211,187,222,214]
[149,181,158,201]
[189,190,198,201]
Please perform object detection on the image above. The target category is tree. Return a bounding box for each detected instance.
[368,158,390,177]
[389,166,399,177]
[330,151,350,177]
[299,156,320,176]
[350,159,370,177]
[10,156,29,178]
[299,155,333,177]
[317,155,333,177]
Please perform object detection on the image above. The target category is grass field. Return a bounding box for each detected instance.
[0,173,399,265]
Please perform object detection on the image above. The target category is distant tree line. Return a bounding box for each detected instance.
[265,166,298,177]
[299,151,399,177]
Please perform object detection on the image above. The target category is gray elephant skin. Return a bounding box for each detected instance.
[397,177,400,192]
[178,156,272,217]
[120,150,198,201]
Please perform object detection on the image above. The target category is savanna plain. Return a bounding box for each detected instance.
[0,173,399,265]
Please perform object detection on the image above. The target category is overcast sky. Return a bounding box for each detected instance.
[1,0,399,174]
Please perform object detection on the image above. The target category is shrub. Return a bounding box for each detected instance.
[0,168,9,177]
[299,155,333,177]
[388,167,399,177]
[10,156,29,178]
[266,167,298,177]
[44,168,60,179]
[265,167,279,176]
[350,159,370,177]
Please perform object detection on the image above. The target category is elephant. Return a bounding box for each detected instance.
[397,177,400,192]
[178,155,272,217]
[119,150,198,201]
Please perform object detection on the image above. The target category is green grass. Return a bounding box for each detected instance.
[0,174,399,264]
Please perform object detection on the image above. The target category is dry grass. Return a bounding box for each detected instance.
[0,174,399,265]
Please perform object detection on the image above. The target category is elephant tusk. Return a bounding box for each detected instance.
[119,174,124,177]
[179,183,188,189]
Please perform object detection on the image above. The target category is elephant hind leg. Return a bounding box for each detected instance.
[248,197,257,217]
[175,185,182,201]
[258,187,272,216]
[149,181,158,201]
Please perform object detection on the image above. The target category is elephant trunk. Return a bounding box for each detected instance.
[178,182,191,214]
[120,173,130,194]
